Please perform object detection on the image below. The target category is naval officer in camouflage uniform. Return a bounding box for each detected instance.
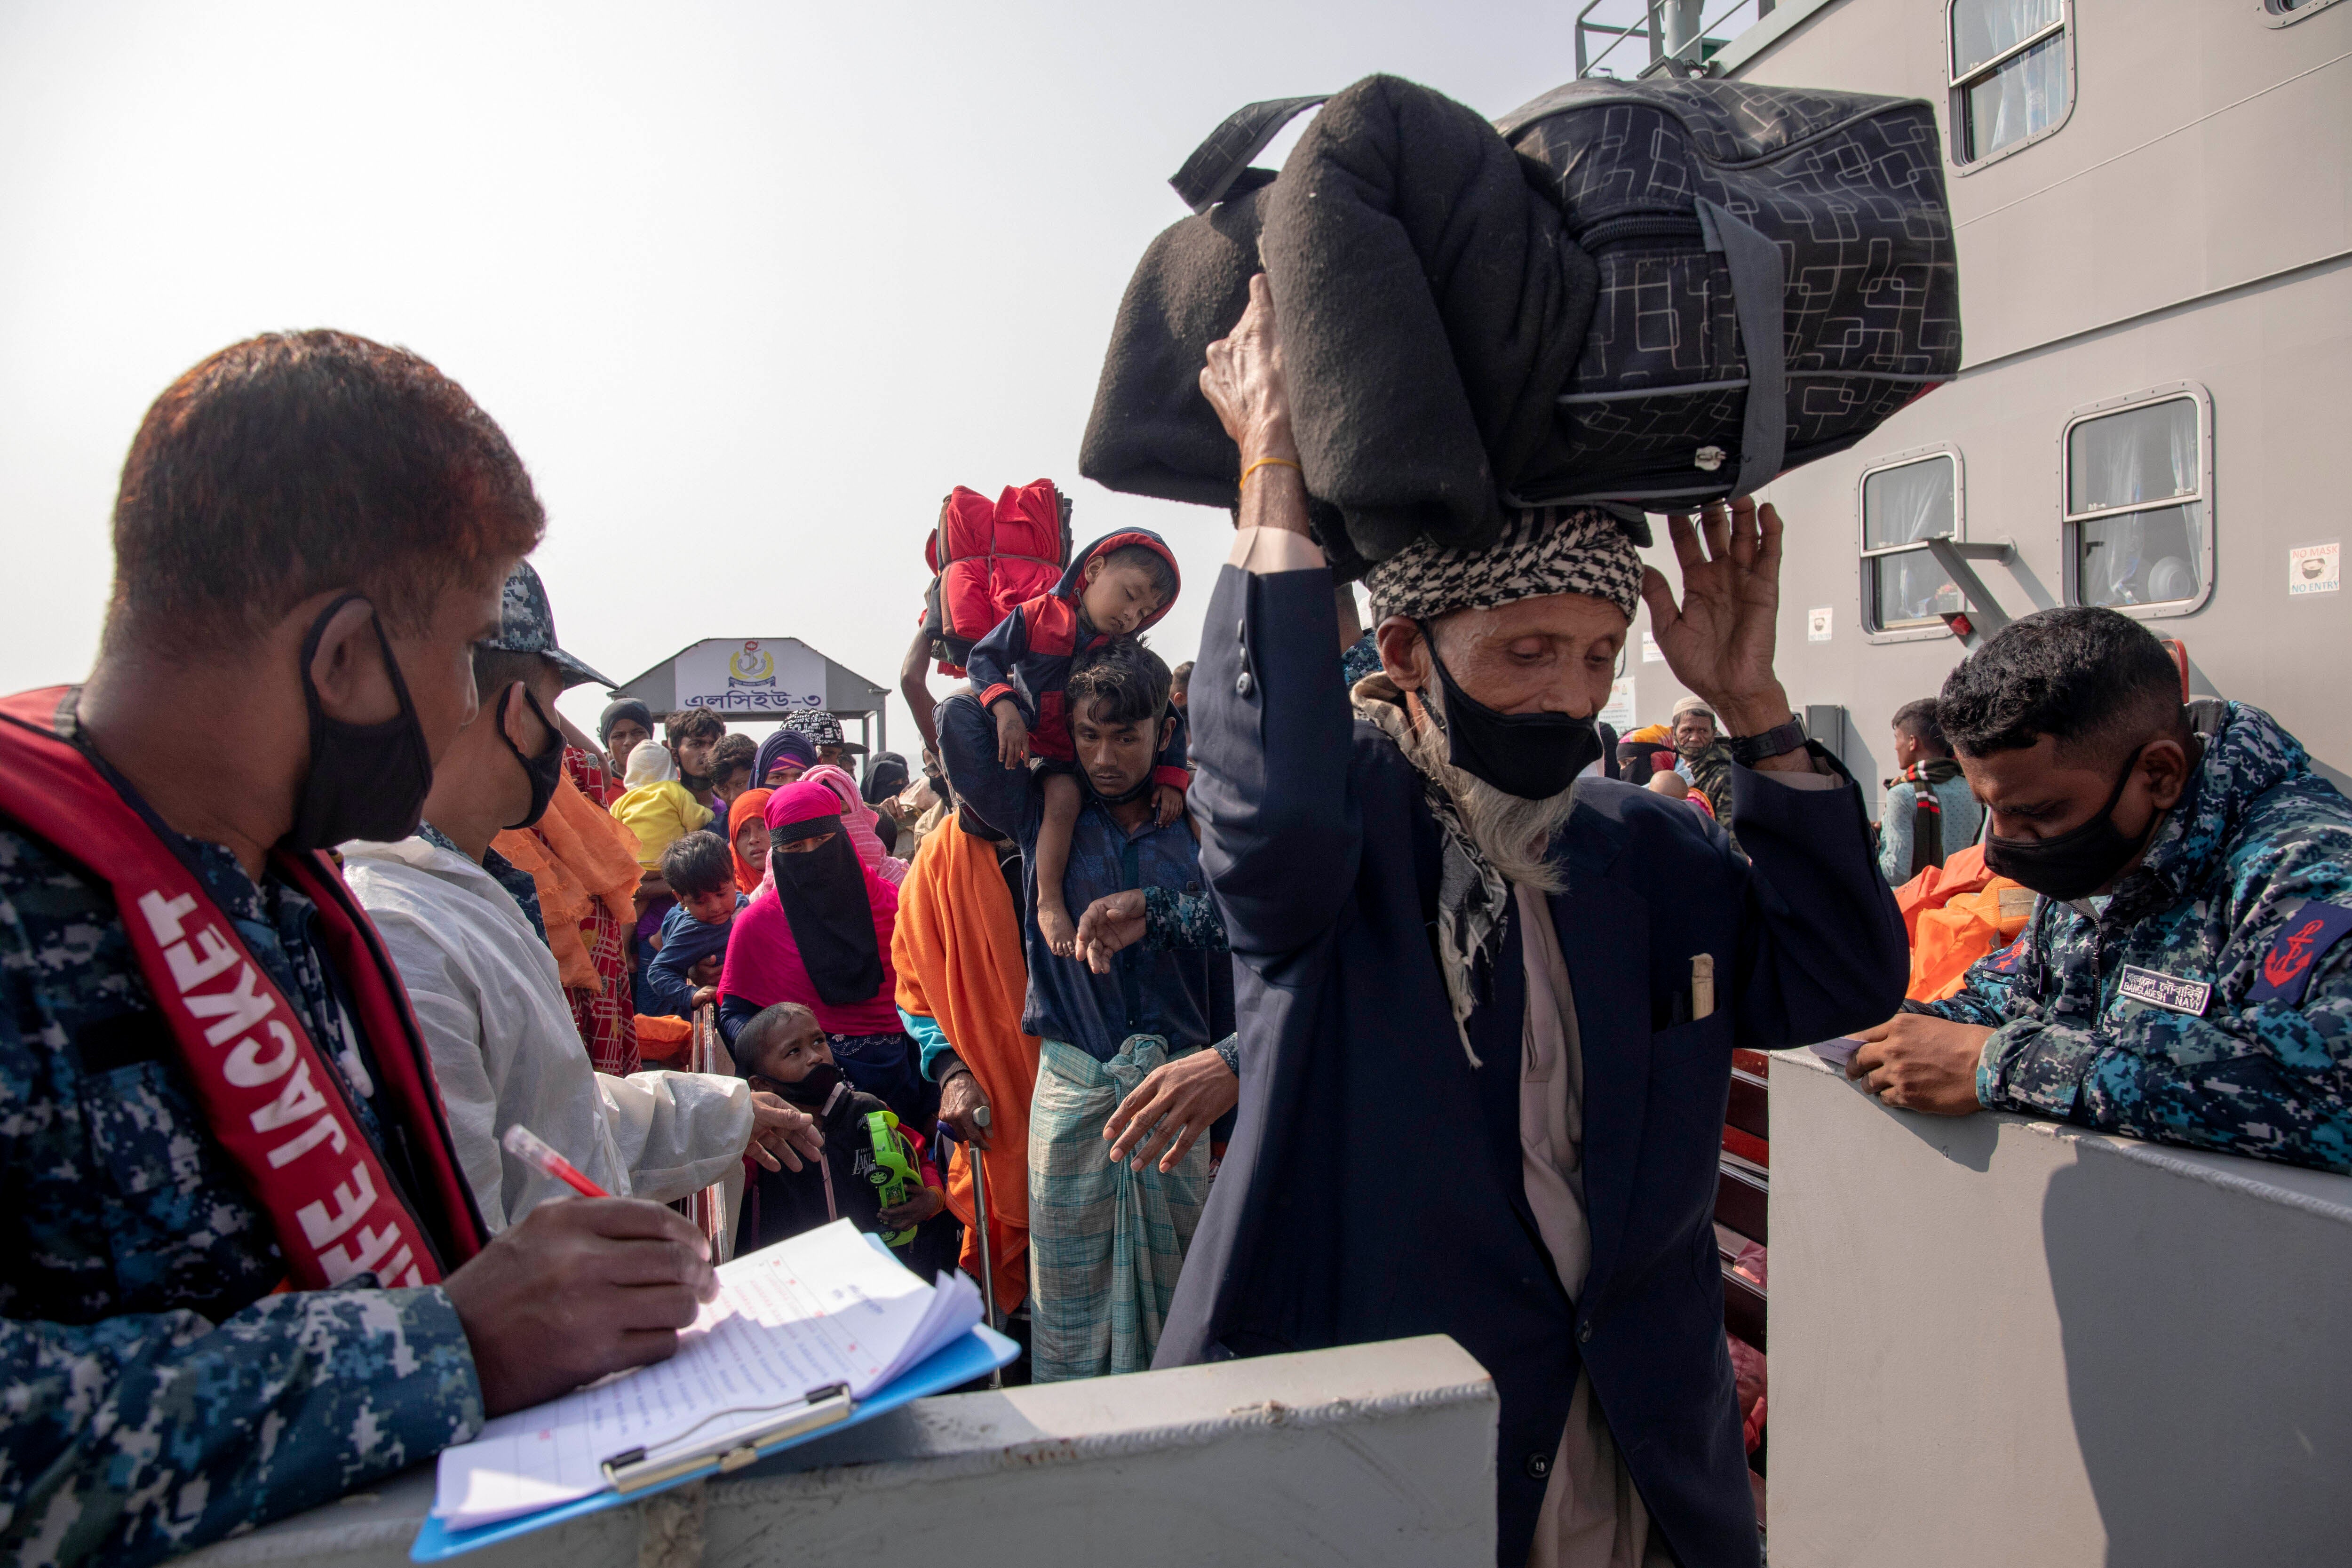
[1851,607,2352,1174]
[1,332,723,1567]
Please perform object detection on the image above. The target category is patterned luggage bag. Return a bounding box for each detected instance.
[922,479,1072,676]
[1494,79,1961,509]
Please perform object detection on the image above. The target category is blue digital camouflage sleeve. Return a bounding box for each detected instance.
[1927,845,2352,1175]
[1142,887,1230,952]
[0,824,485,1567]
[1989,912,2350,1173]
[2,1287,482,1568]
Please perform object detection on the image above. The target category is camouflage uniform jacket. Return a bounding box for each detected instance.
[1919,700,2352,1175]
[0,814,483,1568]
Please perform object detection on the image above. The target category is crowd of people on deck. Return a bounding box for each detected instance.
[4,317,2349,1568]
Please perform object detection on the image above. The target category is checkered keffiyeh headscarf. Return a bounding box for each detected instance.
[1366,507,1645,624]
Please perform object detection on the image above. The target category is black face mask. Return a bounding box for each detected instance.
[499,685,565,830]
[772,1060,844,1111]
[1420,624,1605,801]
[1084,769,1155,809]
[1983,745,2156,901]
[284,595,436,851]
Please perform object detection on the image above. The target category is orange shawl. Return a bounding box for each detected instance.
[493,775,646,992]
[892,817,1037,1312]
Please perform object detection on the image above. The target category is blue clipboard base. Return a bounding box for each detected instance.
[410,1323,1019,1561]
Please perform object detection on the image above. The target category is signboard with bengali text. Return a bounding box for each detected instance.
[671,638,828,715]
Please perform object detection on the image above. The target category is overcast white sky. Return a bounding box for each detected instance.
[0,0,1750,750]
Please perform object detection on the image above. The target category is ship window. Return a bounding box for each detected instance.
[2064,392,2209,613]
[1950,0,2070,165]
[1860,454,1963,633]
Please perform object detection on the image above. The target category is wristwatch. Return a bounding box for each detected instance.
[1726,717,1808,767]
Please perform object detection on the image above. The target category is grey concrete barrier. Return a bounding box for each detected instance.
[1769,1046,2352,1567]
[182,1333,1497,1568]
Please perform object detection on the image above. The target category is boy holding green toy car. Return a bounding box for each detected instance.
[732,1003,953,1264]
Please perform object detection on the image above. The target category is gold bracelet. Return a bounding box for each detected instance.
[1240,456,1302,488]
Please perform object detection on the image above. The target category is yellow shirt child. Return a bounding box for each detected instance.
[608,740,712,868]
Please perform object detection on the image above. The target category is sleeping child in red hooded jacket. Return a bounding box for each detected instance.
[962,528,1189,956]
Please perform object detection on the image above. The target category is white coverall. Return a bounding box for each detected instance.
[343,835,752,1231]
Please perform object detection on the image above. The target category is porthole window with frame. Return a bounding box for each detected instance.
[1948,0,2073,167]
[2063,384,2214,619]
[1859,447,1965,642]
[2260,0,2344,26]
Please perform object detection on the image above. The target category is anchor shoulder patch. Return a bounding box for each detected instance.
[2245,899,2352,1008]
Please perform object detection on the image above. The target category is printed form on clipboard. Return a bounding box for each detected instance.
[433,1219,984,1531]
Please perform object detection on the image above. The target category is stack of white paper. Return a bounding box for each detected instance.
[432,1220,982,1530]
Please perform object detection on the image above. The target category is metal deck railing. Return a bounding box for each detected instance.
[1573,0,1776,79]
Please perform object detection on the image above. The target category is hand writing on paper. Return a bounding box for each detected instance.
[1846,1012,1991,1116]
[446,1198,718,1416]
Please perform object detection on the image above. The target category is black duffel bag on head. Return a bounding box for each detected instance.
[1496,78,1960,511]
[1080,74,1959,574]
[1085,75,1603,578]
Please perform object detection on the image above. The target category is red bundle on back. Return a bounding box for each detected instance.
[922,479,1073,675]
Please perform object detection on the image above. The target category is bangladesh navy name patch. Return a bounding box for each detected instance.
[2115,965,2212,1016]
[2247,899,2352,1007]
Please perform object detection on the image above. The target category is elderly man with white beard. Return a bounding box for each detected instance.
[1155,279,1906,1568]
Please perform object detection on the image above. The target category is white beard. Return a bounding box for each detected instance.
[1398,678,1580,893]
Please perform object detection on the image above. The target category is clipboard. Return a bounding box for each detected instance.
[409,1322,1019,1560]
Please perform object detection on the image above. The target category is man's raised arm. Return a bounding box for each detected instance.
[1633,496,1910,1049]
[1188,276,1361,959]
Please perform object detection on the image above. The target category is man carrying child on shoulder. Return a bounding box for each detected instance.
[640,831,745,1019]
[940,638,1238,1382]
[963,530,1191,956]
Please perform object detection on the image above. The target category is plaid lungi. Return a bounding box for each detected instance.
[1028,1035,1211,1383]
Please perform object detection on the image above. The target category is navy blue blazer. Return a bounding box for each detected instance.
[1161,561,1906,1568]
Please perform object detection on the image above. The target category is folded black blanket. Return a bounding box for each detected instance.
[1081,75,1599,570]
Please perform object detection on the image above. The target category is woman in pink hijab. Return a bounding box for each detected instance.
[717,781,921,1120]
[801,764,909,885]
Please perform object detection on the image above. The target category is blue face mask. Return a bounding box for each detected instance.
[1419,622,1604,801]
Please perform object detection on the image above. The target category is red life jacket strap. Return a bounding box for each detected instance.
[0,686,488,1287]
